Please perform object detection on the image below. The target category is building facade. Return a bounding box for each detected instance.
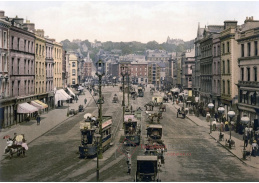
[53,40,63,89]
[69,53,78,86]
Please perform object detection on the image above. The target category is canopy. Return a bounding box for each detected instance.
[55,89,72,105]
[67,87,75,97]
[17,103,38,113]
[84,113,92,119]
[34,100,48,109]
[30,101,44,109]
[171,88,180,93]
[78,86,84,91]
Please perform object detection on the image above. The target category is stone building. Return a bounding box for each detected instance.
[200,25,223,105]
[193,23,204,98]
[220,21,240,115]
[130,61,148,84]
[147,62,161,86]
[236,16,259,123]
[62,50,68,88]
[53,40,63,89]
[69,53,78,86]
[145,49,170,62]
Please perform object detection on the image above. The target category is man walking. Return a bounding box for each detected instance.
[36,115,41,125]
[84,98,87,105]
[126,151,131,174]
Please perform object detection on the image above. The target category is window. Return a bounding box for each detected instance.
[12,58,14,74]
[72,62,76,67]
[39,45,41,56]
[28,41,30,52]
[31,42,34,53]
[28,60,30,74]
[227,80,230,95]
[3,31,7,48]
[241,68,244,81]
[222,60,225,74]
[223,80,225,94]
[227,60,230,74]
[217,45,220,56]
[24,40,26,51]
[18,80,20,96]
[36,44,38,55]
[18,59,20,74]
[11,36,14,49]
[17,38,20,50]
[241,44,244,57]
[254,67,257,82]
[12,81,14,96]
[72,69,76,76]
[214,46,216,56]
[222,43,225,54]
[247,67,250,81]
[72,79,75,84]
[255,41,258,56]
[248,42,251,56]
[24,60,26,74]
[227,42,230,53]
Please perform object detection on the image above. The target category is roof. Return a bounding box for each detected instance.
[137,156,157,161]
[148,124,163,129]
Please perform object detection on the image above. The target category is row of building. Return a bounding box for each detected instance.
[169,16,259,125]
[0,11,92,129]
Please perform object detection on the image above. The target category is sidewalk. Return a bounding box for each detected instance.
[173,103,259,169]
[0,89,93,161]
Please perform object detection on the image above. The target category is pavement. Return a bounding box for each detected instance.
[0,88,93,161]
[173,102,259,169]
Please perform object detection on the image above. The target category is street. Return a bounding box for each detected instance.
[0,85,259,181]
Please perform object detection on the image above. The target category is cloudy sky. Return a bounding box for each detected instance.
[1,1,259,43]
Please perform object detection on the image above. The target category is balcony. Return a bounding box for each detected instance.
[238,80,259,87]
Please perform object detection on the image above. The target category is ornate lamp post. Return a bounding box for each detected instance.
[218,104,225,134]
[121,64,129,127]
[127,68,131,107]
[95,60,105,159]
[227,108,235,148]
[94,134,101,182]
[208,102,214,134]
[241,114,250,159]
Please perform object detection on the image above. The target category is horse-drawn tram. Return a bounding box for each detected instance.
[135,156,160,182]
[124,115,141,146]
[79,116,112,158]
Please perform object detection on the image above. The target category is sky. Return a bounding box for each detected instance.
[1,1,259,43]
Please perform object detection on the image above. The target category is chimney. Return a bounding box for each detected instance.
[0,10,5,17]
[13,16,24,25]
[23,20,35,32]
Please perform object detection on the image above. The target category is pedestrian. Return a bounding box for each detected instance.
[214,112,218,122]
[36,115,41,125]
[75,96,78,103]
[206,112,211,122]
[212,119,217,131]
[126,151,131,174]
[244,133,249,147]
[252,140,259,157]
[84,98,87,105]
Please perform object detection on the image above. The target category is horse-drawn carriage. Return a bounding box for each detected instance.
[123,115,141,146]
[146,112,163,123]
[159,104,166,112]
[138,87,144,97]
[152,97,163,106]
[135,156,161,182]
[4,135,28,159]
[78,105,84,112]
[176,108,186,119]
[112,94,119,103]
[144,101,154,111]
[145,125,167,166]
[131,91,137,100]
[162,96,169,103]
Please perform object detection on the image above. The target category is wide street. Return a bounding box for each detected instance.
[0,85,259,182]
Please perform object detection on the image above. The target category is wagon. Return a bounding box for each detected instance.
[135,156,160,182]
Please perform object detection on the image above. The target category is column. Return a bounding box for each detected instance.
[10,105,14,126]
[4,106,7,128]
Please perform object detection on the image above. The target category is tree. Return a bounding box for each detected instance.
[146,41,160,50]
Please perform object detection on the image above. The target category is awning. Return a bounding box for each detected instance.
[34,100,48,109]
[78,86,84,91]
[17,103,38,113]
[67,87,75,97]
[55,89,72,105]
[30,101,44,109]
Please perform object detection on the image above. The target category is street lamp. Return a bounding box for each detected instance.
[241,113,250,159]
[95,60,105,159]
[121,64,129,127]
[218,104,225,136]
[94,133,101,182]
[127,67,131,107]
[208,102,214,134]
[227,108,235,149]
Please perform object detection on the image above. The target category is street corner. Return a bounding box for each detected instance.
[116,138,139,158]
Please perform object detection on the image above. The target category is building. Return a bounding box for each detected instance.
[145,49,170,62]
[193,23,204,98]
[147,62,161,87]
[69,53,78,86]
[130,61,148,84]
[200,25,224,104]
[53,40,63,89]
[219,20,240,115]
[62,50,68,88]
[236,16,259,123]
[181,48,195,96]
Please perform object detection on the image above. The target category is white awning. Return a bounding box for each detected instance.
[171,88,180,93]
[78,86,84,91]
[30,101,44,109]
[55,89,72,105]
[67,87,75,97]
[17,103,38,113]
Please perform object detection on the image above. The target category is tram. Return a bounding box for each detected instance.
[124,115,141,146]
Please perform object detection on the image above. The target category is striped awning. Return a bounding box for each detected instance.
[30,101,44,109]
[17,103,38,113]
[34,100,48,109]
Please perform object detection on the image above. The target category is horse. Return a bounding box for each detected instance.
[159,104,166,112]
[144,102,154,111]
